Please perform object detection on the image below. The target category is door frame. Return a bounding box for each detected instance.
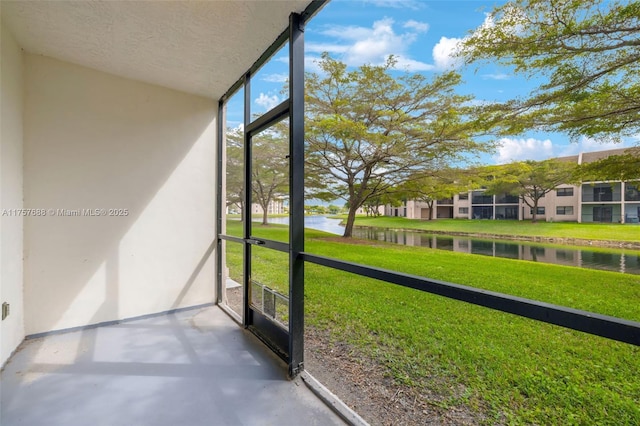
[216,12,308,377]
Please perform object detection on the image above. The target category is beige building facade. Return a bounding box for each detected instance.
[391,148,640,223]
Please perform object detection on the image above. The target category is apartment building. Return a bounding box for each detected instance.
[392,148,640,223]
[251,199,286,215]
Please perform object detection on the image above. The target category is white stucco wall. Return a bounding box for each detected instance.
[1,22,26,365]
[23,54,217,335]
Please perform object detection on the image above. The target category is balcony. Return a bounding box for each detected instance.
[1,306,346,426]
[626,185,640,201]
[3,2,640,425]
[0,2,352,425]
[582,184,622,202]
[582,193,622,202]
[471,194,494,205]
[496,194,519,204]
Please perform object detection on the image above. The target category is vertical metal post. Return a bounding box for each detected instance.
[216,101,225,304]
[288,12,305,377]
[243,73,252,328]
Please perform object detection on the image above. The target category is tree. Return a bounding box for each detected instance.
[481,159,579,222]
[400,170,468,220]
[361,189,403,217]
[460,0,640,141]
[225,128,245,220]
[305,54,489,237]
[226,124,289,225]
[251,125,289,225]
[578,148,640,181]
[327,204,342,215]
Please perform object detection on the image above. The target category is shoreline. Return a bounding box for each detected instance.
[352,224,640,250]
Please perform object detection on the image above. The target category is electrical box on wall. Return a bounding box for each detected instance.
[2,302,9,320]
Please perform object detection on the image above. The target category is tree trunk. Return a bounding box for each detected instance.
[262,206,268,225]
[531,201,537,223]
[427,200,434,220]
[343,205,358,238]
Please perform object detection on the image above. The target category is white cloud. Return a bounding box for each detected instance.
[393,56,435,71]
[304,56,324,74]
[321,24,376,42]
[494,137,554,164]
[255,93,280,111]
[403,20,429,33]
[432,36,464,70]
[482,73,511,80]
[344,18,408,65]
[312,18,432,71]
[558,136,626,157]
[225,122,243,133]
[262,73,288,83]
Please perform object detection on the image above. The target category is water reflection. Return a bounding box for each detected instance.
[261,215,345,235]
[351,227,640,275]
[262,216,640,275]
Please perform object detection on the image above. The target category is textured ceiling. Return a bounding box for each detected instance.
[2,1,313,99]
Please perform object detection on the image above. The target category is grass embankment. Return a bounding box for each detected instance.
[225,222,640,424]
[349,216,640,244]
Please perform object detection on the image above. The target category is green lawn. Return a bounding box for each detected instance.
[349,216,640,243]
[224,222,640,424]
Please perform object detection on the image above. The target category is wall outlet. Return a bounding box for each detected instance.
[1,302,9,320]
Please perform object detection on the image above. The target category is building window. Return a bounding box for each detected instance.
[458,193,469,200]
[472,191,493,205]
[593,206,613,222]
[530,207,545,215]
[625,184,640,201]
[557,187,574,197]
[556,206,574,215]
[594,185,613,201]
[459,207,468,214]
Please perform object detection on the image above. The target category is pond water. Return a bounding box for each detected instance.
[262,216,640,275]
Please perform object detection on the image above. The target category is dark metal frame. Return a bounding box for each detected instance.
[288,11,306,376]
[216,0,638,380]
[216,2,325,377]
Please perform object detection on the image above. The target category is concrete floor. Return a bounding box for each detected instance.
[1,306,346,426]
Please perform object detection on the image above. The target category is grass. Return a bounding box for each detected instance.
[348,216,640,243]
[224,221,640,424]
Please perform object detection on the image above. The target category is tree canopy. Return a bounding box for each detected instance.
[251,123,289,225]
[460,0,640,141]
[305,54,489,237]
[226,122,289,225]
[399,169,471,220]
[225,127,245,219]
[480,159,579,222]
[578,148,640,181]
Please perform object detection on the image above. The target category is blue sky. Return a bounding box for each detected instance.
[227,0,634,165]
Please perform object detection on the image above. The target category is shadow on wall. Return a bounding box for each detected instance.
[23,54,217,336]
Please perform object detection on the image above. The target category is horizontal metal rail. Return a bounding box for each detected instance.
[245,99,290,136]
[219,234,289,253]
[219,235,244,244]
[301,252,640,346]
[249,238,289,252]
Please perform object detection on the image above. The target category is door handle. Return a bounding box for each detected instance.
[247,239,266,245]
